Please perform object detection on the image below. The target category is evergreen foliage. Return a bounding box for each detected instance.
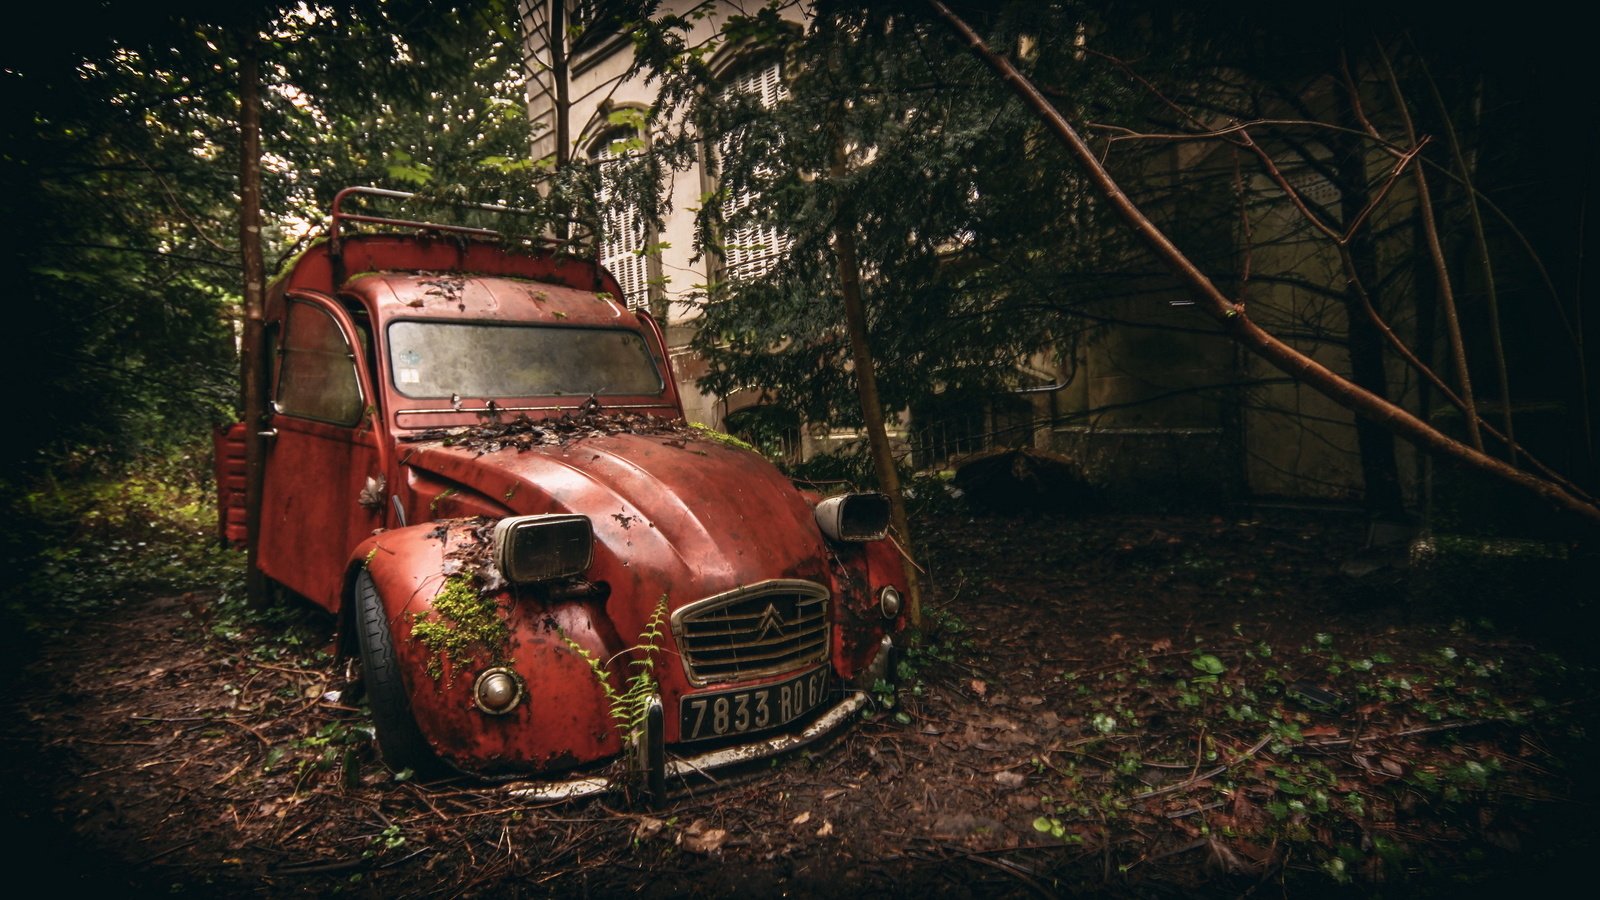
[0,0,542,485]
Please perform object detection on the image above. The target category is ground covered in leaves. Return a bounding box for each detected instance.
[4,506,1597,897]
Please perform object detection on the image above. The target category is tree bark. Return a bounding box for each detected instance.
[1332,91,1405,516]
[238,26,269,606]
[1375,49,1483,453]
[550,0,570,168]
[930,0,1600,528]
[1426,69,1516,463]
[832,142,923,630]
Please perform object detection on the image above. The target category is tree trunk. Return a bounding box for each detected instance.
[832,143,923,630]
[550,0,570,168]
[1332,98,1405,516]
[238,27,269,607]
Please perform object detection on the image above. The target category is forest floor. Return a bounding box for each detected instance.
[3,508,1597,897]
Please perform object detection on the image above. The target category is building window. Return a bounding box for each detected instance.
[568,0,624,55]
[717,59,791,282]
[592,126,651,311]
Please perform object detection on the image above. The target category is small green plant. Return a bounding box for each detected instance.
[564,596,670,738]
[1033,815,1077,840]
[1191,652,1226,680]
[364,824,406,858]
[266,719,372,792]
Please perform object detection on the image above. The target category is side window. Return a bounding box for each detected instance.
[276,299,363,425]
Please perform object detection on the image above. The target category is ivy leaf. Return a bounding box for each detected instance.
[1191,654,1226,676]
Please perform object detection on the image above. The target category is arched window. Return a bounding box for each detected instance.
[591,125,651,311]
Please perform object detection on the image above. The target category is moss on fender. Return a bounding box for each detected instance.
[410,575,510,685]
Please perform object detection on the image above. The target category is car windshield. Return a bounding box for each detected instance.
[386,321,664,399]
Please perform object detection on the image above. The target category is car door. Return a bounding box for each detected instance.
[258,292,382,611]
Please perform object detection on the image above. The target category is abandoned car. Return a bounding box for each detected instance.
[217,188,908,799]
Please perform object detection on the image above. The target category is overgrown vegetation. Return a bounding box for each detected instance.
[410,575,512,684]
[564,596,671,739]
[1,1,544,498]
[1008,623,1575,882]
[3,463,1593,895]
[0,445,243,626]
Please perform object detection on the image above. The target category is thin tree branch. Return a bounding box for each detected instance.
[929,0,1600,527]
[1373,42,1482,451]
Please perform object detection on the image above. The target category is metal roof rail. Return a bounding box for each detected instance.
[327,186,593,258]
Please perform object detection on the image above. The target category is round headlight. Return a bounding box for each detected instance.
[473,667,523,715]
[879,585,903,618]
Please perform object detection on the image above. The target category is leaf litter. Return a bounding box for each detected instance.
[3,511,1596,897]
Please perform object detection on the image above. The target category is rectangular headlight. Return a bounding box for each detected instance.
[493,514,593,583]
[814,493,890,542]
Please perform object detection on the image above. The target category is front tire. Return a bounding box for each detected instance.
[354,570,438,775]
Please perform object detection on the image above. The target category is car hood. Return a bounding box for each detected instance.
[402,432,831,608]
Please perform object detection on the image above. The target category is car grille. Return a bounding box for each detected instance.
[671,580,830,685]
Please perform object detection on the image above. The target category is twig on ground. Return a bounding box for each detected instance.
[1128,733,1273,802]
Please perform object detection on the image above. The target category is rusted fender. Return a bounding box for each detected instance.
[831,535,910,680]
[348,525,625,776]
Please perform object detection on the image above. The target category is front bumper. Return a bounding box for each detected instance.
[506,635,893,803]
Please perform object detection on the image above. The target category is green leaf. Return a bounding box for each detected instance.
[1191,654,1226,675]
[386,160,433,187]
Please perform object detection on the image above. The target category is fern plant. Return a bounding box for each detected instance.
[564,595,670,738]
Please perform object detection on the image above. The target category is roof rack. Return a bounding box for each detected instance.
[327,186,593,259]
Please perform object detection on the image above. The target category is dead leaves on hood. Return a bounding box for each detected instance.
[402,407,696,456]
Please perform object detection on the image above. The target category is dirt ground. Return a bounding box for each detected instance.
[3,510,1596,897]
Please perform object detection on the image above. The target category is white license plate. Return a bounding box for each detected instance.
[679,666,829,743]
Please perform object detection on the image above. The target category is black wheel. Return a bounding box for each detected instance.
[354,570,439,775]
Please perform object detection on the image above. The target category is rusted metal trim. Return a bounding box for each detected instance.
[328,186,590,259]
[395,402,678,419]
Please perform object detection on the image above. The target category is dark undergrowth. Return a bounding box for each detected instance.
[3,459,1596,897]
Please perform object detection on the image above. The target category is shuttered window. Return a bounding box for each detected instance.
[594,129,651,311]
[718,60,791,282]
